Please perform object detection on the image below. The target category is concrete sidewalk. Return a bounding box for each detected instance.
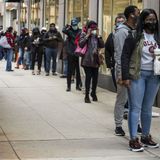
[0,62,160,160]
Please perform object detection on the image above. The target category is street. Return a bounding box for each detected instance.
[0,61,160,160]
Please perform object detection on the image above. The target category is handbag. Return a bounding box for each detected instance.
[74,44,87,57]
[0,36,11,48]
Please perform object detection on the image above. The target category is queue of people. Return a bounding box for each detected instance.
[0,5,159,153]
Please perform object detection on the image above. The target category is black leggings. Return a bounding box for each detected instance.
[83,66,99,95]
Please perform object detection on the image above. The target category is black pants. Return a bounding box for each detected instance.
[83,66,99,95]
[67,55,81,88]
[31,47,43,71]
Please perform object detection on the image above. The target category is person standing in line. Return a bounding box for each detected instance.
[62,18,82,91]
[23,28,32,70]
[121,8,160,152]
[113,5,140,136]
[44,23,63,76]
[105,13,126,90]
[79,20,104,103]
[15,28,26,69]
[5,26,15,71]
[40,27,47,72]
[30,27,41,75]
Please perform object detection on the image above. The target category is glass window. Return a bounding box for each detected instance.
[45,0,59,29]
[20,2,27,28]
[131,0,143,11]
[31,0,40,28]
[103,0,112,41]
[67,0,89,27]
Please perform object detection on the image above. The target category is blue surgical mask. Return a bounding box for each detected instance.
[72,26,78,30]
[116,22,123,28]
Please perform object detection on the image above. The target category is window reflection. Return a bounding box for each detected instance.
[45,0,59,29]
[67,0,89,27]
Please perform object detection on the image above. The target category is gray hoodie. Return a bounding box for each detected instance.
[114,24,134,80]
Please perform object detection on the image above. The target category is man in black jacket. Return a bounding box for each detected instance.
[44,23,63,76]
[62,18,82,92]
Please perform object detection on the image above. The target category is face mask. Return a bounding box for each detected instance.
[50,27,56,32]
[91,30,97,35]
[144,22,156,33]
[72,26,78,30]
[131,14,139,24]
[116,22,123,28]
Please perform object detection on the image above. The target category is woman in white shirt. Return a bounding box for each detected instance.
[121,9,160,152]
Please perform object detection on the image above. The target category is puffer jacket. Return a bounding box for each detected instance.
[79,32,104,68]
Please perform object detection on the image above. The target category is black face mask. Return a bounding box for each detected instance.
[144,22,156,33]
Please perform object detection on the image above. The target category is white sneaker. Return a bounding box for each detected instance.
[152,112,160,117]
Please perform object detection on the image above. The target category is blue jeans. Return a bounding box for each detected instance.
[17,48,24,65]
[24,51,31,67]
[128,70,160,139]
[63,59,68,76]
[45,48,58,73]
[5,48,13,71]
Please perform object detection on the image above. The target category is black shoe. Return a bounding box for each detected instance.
[84,96,91,103]
[141,135,159,148]
[71,79,74,83]
[129,138,144,152]
[91,92,98,101]
[66,87,71,92]
[115,127,125,136]
[76,86,82,91]
[137,124,142,134]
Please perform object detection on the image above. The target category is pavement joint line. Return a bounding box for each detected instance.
[0,126,21,160]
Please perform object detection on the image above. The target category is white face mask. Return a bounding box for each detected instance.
[72,26,78,30]
[91,30,97,35]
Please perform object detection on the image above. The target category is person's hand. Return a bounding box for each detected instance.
[123,80,131,88]
[24,47,27,51]
[117,79,124,85]
[49,37,53,40]
[86,28,92,37]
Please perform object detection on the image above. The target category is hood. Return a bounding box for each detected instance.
[116,23,131,32]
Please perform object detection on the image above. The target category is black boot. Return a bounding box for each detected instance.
[84,94,91,103]
[91,92,98,101]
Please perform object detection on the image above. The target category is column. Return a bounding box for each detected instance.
[89,0,98,22]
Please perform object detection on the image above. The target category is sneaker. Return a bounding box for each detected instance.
[129,138,144,152]
[115,127,125,136]
[76,86,82,91]
[66,87,71,92]
[137,124,142,135]
[141,135,159,148]
[32,71,35,75]
[152,112,160,117]
[52,72,57,76]
[45,73,49,76]
[37,70,41,75]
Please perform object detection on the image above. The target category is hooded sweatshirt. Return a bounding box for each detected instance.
[114,23,135,80]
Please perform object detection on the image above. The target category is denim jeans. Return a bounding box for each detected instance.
[24,51,31,67]
[45,48,58,73]
[128,70,160,139]
[17,48,24,65]
[5,48,13,71]
[63,59,68,76]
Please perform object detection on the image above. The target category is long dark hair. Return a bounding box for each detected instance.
[136,9,160,46]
